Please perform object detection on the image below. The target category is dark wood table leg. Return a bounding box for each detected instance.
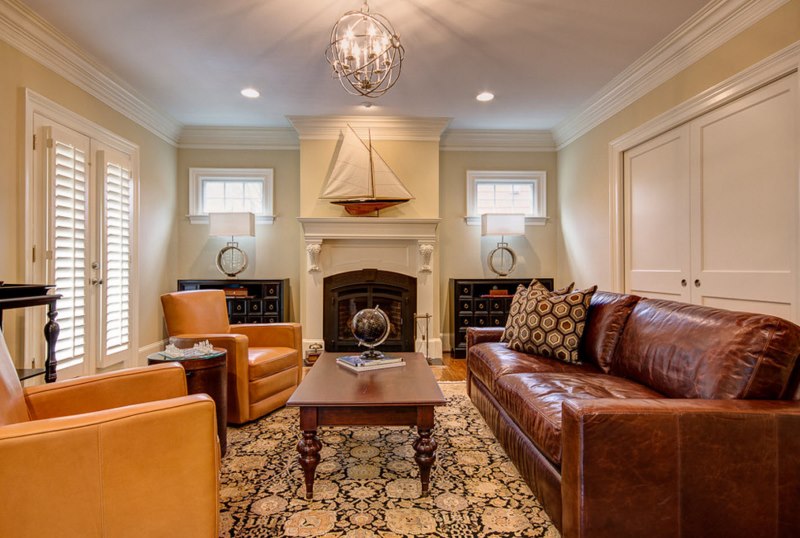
[297,407,321,499]
[413,406,437,496]
[44,303,59,383]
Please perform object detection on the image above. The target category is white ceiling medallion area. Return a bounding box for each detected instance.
[0,0,789,149]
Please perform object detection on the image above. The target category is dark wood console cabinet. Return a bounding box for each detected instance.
[449,278,553,358]
[177,279,289,324]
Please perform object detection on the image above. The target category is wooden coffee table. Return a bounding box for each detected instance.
[286,351,446,499]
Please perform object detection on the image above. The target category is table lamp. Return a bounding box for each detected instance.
[209,212,255,277]
[481,213,525,277]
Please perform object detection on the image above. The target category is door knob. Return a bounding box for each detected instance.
[681,279,687,287]
[694,279,701,287]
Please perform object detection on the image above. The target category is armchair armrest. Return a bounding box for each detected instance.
[24,363,187,420]
[560,399,800,538]
[0,395,219,537]
[231,322,302,350]
[467,327,505,349]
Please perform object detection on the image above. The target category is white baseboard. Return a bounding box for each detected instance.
[137,340,167,367]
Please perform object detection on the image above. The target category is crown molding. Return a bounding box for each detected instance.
[552,0,790,150]
[288,115,451,141]
[440,129,555,152]
[0,0,182,145]
[178,126,299,150]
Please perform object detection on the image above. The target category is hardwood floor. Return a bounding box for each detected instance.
[431,352,467,382]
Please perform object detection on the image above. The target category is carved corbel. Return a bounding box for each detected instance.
[306,242,322,273]
[418,242,434,273]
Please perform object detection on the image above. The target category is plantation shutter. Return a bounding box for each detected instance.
[98,149,134,367]
[47,125,91,377]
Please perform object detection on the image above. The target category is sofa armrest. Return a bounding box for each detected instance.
[0,395,219,537]
[231,322,302,350]
[24,363,187,420]
[467,327,504,348]
[561,399,800,538]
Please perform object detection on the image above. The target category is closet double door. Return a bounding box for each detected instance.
[624,73,798,321]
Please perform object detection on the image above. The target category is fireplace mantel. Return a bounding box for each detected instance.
[298,217,440,241]
[297,216,442,360]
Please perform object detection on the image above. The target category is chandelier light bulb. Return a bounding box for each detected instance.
[325,0,405,98]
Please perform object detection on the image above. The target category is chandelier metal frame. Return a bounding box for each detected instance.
[325,0,405,98]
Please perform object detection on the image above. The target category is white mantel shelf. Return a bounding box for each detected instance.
[298,217,440,241]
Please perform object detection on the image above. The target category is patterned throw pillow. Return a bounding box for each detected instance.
[501,280,574,343]
[507,286,598,363]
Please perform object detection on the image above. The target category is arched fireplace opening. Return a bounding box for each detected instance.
[323,269,416,352]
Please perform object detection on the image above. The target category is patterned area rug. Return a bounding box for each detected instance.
[219,382,559,537]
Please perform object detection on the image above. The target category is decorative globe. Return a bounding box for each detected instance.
[350,306,391,360]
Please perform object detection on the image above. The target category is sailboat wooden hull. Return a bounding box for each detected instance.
[331,199,410,216]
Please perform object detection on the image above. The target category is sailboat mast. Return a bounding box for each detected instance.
[368,129,375,199]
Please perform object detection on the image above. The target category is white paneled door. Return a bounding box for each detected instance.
[31,113,137,379]
[624,73,798,321]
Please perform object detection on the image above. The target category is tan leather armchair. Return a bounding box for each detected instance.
[161,290,302,424]
[0,331,219,538]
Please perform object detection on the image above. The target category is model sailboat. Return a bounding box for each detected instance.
[319,125,414,216]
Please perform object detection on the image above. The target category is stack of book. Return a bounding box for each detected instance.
[336,355,405,373]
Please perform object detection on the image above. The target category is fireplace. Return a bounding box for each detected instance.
[324,269,416,352]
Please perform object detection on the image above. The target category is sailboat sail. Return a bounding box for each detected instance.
[319,125,413,215]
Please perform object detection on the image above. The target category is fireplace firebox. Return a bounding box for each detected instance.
[323,269,416,352]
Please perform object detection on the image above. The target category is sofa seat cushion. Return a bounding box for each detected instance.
[495,373,664,465]
[248,347,298,381]
[469,342,600,391]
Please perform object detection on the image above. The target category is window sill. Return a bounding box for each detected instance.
[464,216,548,226]
[187,214,275,224]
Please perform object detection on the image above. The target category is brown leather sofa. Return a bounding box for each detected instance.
[0,332,219,537]
[161,289,303,424]
[467,291,800,538]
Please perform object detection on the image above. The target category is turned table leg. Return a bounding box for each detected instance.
[414,406,437,496]
[44,304,60,383]
[297,408,321,499]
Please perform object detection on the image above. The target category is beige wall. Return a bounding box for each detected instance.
[438,150,559,348]
[299,139,439,217]
[176,149,302,321]
[0,40,178,365]
[557,0,800,290]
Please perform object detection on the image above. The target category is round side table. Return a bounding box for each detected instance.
[148,350,228,456]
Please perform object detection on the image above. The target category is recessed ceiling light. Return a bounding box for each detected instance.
[241,88,260,98]
[361,102,375,109]
[476,91,495,102]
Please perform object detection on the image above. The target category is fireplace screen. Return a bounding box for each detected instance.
[324,269,416,352]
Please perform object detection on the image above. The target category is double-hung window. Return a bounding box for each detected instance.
[189,168,274,223]
[466,170,547,225]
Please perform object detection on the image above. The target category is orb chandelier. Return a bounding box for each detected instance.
[325,0,405,98]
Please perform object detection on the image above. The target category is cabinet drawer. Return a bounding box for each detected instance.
[263,315,279,324]
[248,300,263,314]
[490,314,507,328]
[231,315,247,325]
[230,299,247,315]
[264,284,279,297]
[474,299,489,313]
[459,299,472,313]
[474,313,489,327]
[458,314,473,328]
[246,315,263,324]
[489,298,506,312]
[458,283,472,297]
[263,299,279,313]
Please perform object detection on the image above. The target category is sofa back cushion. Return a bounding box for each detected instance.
[611,298,800,400]
[579,291,640,373]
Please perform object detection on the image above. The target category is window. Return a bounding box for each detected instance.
[189,168,274,223]
[466,170,547,225]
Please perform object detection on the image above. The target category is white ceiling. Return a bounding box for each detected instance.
[20,0,709,130]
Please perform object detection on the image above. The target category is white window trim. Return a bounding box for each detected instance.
[465,170,548,225]
[188,167,275,224]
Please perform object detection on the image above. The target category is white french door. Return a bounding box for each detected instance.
[30,112,137,379]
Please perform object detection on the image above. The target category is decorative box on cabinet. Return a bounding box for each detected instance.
[449,278,553,358]
[177,279,289,324]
